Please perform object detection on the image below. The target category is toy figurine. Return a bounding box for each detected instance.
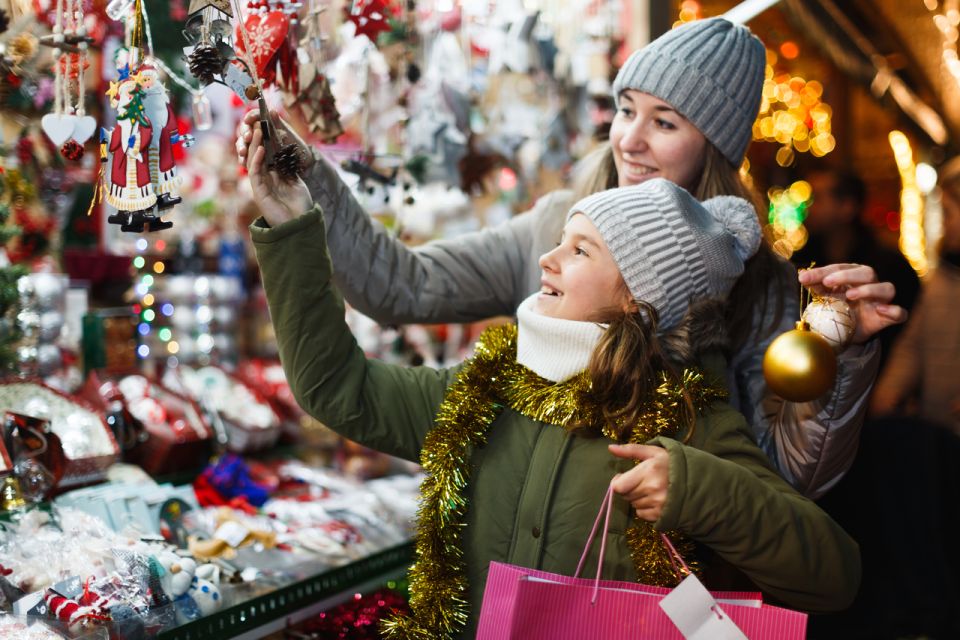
[102,67,184,233]
[139,64,183,210]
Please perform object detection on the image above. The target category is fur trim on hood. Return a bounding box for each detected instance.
[659,298,730,369]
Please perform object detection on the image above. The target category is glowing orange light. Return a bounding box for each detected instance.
[780,41,800,59]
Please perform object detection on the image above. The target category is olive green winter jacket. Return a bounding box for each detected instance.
[252,208,860,638]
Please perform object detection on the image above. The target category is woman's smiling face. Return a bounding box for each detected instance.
[609,90,708,191]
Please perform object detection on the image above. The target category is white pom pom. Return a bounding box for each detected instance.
[703,195,761,261]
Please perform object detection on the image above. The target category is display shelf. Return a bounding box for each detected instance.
[157,542,414,640]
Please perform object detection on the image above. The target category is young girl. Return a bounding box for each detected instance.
[237,17,906,499]
[250,176,860,639]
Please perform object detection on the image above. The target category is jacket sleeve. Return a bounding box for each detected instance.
[650,404,861,613]
[301,153,546,324]
[250,207,454,462]
[731,260,880,499]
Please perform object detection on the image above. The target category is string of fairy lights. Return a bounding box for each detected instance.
[888,131,928,277]
[926,0,960,87]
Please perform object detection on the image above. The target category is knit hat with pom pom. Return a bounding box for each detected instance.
[569,178,761,331]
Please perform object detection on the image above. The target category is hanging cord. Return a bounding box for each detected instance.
[52,0,65,115]
[230,0,265,92]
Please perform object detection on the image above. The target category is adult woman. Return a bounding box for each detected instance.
[237,17,906,498]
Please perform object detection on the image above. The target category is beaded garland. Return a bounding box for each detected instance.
[381,323,726,639]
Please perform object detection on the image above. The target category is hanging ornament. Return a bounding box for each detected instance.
[102,70,176,232]
[285,1,343,142]
[38,0,95,159]
[762,320,837,402]
[344,0,396,43]
[231,2,304,183]
[191,93,213,130]
[801,294,856,351]
[60,139,84,160]
[89,0,195,232]
[273,142,305,181]
[233,3,296,92]
[0,476,26,511]
[187,43,223,85]
[763,273,840,402]
[137,64,184,211]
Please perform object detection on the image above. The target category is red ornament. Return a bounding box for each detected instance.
[235,11,291,89]
[344,0,396,43]
[61,139,85,161]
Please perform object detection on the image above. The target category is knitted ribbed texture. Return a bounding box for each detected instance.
[516,294,605,382]
[569,179,760,332]
[612,17,766,165]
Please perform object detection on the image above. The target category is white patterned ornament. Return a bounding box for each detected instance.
[801,295,857,351]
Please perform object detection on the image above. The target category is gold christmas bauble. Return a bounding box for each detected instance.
[802,296,857,350]
[763,321,838,402]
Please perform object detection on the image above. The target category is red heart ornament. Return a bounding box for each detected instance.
[235,11,290,81]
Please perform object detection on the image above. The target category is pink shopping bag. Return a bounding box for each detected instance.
[475,487,807,639]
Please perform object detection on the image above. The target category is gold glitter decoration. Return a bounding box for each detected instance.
[382,324,725,639]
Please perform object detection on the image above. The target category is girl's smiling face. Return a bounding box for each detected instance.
[535,213,631,321]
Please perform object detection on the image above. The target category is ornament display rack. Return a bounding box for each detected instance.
[0,501,414,640]
[156,541,413,640]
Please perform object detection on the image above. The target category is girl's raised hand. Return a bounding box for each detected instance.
[237,117,312,226]
[608,444,670,522]
[798,263,908,345]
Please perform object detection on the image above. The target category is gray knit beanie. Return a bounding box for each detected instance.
[612,17,766,165]
[570,178,761,331]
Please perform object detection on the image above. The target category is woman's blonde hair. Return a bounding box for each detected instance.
[571,142,789,350]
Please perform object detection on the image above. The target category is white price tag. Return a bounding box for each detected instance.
[659,574,748,640]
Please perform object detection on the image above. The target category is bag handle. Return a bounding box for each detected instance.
[573,485,614,603]
[573,485,692,604]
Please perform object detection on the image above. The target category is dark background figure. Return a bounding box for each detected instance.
[809,164,960,639]
[793,170,920,364]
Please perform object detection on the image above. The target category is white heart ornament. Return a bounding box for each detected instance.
[72,116,98,144]
[41,114,77,146]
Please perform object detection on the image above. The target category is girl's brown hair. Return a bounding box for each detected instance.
[571,142,790,351]
[585,298,696,443]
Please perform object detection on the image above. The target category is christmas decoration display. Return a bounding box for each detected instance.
[163,365,281,452]
[3,411,66,503]
[763,279,840,402]
[344,0,396,44]
[183,0,256,98]
[13,273,68,378]
[94,0,190,233]
[291,588,410,639]
[286,0,343,142]
[0,381,120,489]
[801,294,856,351]
[763,320,838,402]
[0,187,28,373]
[233,0,301,93]
[38,0,95,161]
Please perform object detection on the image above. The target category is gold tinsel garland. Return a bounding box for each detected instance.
[381,323,726,639]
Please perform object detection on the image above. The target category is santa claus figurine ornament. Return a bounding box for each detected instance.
[93,0,187,233]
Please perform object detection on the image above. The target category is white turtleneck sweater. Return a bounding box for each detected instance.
[515,293,606,383]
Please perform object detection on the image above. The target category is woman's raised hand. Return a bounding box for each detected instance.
[799,263,908,345]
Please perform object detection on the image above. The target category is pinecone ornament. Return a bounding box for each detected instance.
[60,140,84,161]
[273,142,305,182]
[188,45,223,85]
